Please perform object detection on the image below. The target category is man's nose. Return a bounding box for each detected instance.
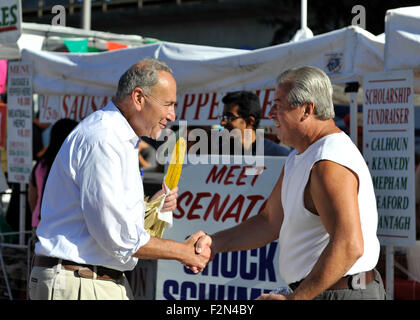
[167,106,176,122]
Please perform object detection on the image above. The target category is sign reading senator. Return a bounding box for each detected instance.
[156,156,287,300]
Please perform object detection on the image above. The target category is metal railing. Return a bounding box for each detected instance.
[0,231,33,300]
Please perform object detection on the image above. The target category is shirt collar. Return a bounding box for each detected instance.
[106,100,140,147]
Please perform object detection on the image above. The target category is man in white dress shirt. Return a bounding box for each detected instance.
[29,58,210,300]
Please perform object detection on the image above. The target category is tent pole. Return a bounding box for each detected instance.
[345,82,360,145]
[385,245,394,299]
[301,0,307,30]
[19,183,26,245]
[82,0,91,31]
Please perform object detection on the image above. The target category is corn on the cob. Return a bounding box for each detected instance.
[164,137,186,190]
[144,137,186,238]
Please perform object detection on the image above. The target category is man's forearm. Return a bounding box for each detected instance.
[288,237,363,300]
[132,231,211,273]
[211,213,279,254]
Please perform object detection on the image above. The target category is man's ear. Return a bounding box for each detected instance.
[132,87,144,110]
[302,102,315,120]
[246,115,256,128]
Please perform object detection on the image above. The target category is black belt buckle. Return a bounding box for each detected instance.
[349,272,367,290]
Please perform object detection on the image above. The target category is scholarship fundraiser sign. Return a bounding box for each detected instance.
[156,156,287,300]
[363,70,416,247]
[7,61,33,183]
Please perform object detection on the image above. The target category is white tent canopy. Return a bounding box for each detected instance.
[2,22,151,60]
[384,5,420,94]
[21,25,384,97]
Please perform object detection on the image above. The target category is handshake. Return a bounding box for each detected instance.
[180,230,214,273]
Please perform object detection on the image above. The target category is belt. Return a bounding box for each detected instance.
[289,269,376,291]
[33,255,123,282]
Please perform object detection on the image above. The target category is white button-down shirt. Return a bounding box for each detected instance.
[35,102,150,271]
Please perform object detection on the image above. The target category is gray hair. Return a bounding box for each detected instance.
[115,57,173,101]
[276,66,335,120]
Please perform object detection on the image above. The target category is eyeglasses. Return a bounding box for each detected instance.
[219,114,241,123]
[144,93,175,108]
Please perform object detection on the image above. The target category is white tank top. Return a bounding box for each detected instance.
[279,132,380,284]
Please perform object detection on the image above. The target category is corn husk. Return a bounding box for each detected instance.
[144,196,167,238]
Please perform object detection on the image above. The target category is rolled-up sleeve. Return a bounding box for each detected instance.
[78,139,150,264]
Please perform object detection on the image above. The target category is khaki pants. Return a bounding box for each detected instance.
[29,265,134,300]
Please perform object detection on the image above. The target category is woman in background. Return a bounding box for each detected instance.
[28,118,78,232]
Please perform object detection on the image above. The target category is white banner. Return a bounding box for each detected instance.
[39,94,110,123]
[363,70,416,247]
[22,26,384,98]
[7,61,33,183]
[156,156,287,300]
[39,88,276,126]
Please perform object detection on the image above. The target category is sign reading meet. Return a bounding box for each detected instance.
[156,156,287,300]
[363,70,416,247]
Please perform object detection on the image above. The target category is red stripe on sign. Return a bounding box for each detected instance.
[368,129,407,133]
[368,78,407,83]
[0,26,18,33]
[378,234,409,239]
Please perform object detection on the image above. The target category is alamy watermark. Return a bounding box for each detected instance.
[51,5,66,26]
[351,5,366,29]
[154,121,266,175]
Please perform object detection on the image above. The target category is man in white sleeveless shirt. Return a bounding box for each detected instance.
[195,66,385,300]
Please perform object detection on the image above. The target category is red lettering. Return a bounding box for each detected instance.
[180,94,195,120]
[258,199,268,214]
[242,195,265,221]
[91,96,108,112]
[208,93,219,120]
[187,192,212,220]
[224,165,240,185]
[62,95,70,117]
[68,96,78,120]
[203,193,230,221]
[176,192,268,223]
[78,96,89,120]
[237,165,252,186]
[174,191,193,219]
[261,88,275,119]
[206,165,228,184]
[222,195,245,223]
[194,93,209,120]
[365,90,371,105]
